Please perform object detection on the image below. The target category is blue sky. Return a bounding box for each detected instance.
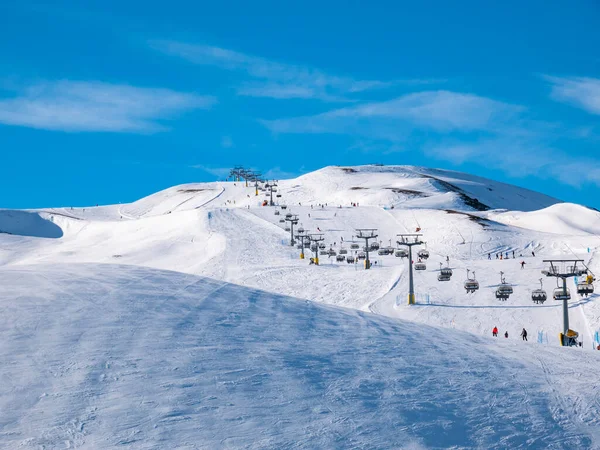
[1,0,599,209]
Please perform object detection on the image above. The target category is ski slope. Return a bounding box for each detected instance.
[1,164,600,448]
[1,263,599,449]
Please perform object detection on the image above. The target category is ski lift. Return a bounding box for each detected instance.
[350,243,359,250]
[281,205,287,210]
[298,227,305,234]
[440,265,453,278]
[336,255,345,262]
[285,226,290,231]
[311,245,318,252]
[417,249,430,260]
[370,242,380,250]
[358,252,366,260]
[276,194,282,198]
[339,248,348,255]
[553,287,571,301]
[274,210,280,216]
[347,256,355,264]
[377,249,388,256]
[495,288,510,301]
[285,213,293,219]
[320,250,328,255]
[577,275,595,297]
[438,273,451,282]
[415,262,427,271]
[318,243,326,250]
[395,249,408,258]
[531,279,547,304]
[464,270,479,293]
[279,219,285,223]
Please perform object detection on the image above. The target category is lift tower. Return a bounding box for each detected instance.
[309,234,324,265]
[397,234,424,305]
[356,229,378,269]
[295,231,310,260]
[285,214,299,246]
[542,259,586,346]
[264,181,278,206]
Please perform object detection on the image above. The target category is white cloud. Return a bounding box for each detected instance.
[220,136,234,148]
[262,90,522,140]
[0,80,216,132]
[190,165,231,178]
[262,166,302,180]
[545,75,600,115]
[150,40,426,102]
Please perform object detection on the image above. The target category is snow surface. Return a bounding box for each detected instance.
[1,164,600,448]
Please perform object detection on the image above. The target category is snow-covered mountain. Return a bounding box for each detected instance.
[1,164,599,448]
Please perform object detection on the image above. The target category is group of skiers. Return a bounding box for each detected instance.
[492,326,528,341]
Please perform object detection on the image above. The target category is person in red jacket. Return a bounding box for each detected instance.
[492,327,498,337]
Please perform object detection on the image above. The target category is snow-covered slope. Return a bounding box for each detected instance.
[1,263,599,449]
[1,164,599,447]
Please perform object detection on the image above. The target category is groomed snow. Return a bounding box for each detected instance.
[1,264,599,449]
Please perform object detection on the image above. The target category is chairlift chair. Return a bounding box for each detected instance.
[347,256,355,264]
[274,210,280,215]
[495,288,510,301]
[350,243,359,250]
[417,249,430,260]
[358,252,366,260]
[320,250,328,255]
[285,226,290,231]
[440,268,453,278]
[438,273,451,282]
[318,243,326,250]
[370,242,380,250]
[328,249,337,256]
[285,213,293,219]
[553,287,571,301]
[281,205,287,210]
[377,249,388,256]
[336,255,345,262]
[339,248,348,255]
[279,219,285,223]
[395,249,408,258]
[577,281,594,297]
[531,279,547,304]
[276,194,282,198]
[415,262,427,271]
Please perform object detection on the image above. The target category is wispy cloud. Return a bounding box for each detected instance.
[545,75,600,115]
[190,164,231,178]
[0,80,216,132]
[262,90,522,140]
[220,135,234,148]
[150,40,432,102]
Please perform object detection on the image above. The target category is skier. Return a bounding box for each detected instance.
[496,253,499,259]
[308,213,311,218]
[521,261,526,269]
[504,331,509,338]
[512,250,515,259]
[505,252,508,259]
[521,328,528,341]
[446,256,450,263]
[532,251,536,257]
[492,326,498,337]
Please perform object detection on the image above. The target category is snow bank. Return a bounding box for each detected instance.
[0,210,63,238]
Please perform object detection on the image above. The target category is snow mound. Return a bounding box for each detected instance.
[277,165,560,212]
[0,263,598,449]
[0,210,63,238]
[490,203,600,236]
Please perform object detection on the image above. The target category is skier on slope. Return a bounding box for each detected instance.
[504,331,509,338]
[521,328,528,341]
[521,261,526,269]
[492,326,498,337]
